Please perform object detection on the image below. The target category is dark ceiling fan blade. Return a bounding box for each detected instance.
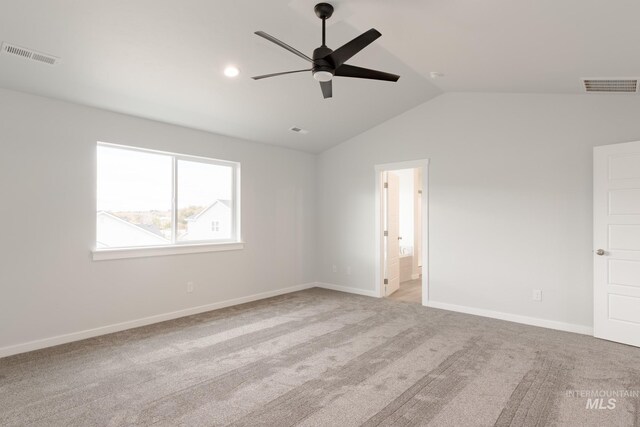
[320,80,332,99]
[334,64,400,82]
[325,28,381,68]
[251,69,312,80]
[254,31,314,63]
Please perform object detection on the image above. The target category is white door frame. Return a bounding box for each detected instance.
[375,159,430,305]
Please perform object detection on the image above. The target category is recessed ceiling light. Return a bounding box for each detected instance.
[224,66,240,78]
[429,71,444,79]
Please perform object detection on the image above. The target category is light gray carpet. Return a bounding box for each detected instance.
[1,288,639,426]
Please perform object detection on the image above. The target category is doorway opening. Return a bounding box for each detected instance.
[375,160,429,305]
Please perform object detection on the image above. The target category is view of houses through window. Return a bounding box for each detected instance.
[96,143,238,249]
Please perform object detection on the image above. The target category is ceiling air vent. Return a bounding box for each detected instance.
[289,126,309,134]
[1,42,60,65]
[583,79,638,93]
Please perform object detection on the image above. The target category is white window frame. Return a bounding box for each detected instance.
[93,142,243,261]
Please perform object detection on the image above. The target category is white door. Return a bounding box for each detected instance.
[385,171,401,296]
[594,141,640,347]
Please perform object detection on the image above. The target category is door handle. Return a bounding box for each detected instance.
[595,249,606,256]
[398,236,402,240]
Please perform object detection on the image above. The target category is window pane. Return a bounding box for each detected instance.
[97,146,172,248]
[177,160,233,242]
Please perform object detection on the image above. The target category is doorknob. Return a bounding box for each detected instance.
[595,249,606,256]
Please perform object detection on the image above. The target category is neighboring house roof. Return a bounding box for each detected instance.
[135,223,165,237]
[97,211,169,242]
[186,199,231,222]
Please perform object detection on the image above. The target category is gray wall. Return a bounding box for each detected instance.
[317,92,640,329]
[0,88,316,349]
[5,88,640,351]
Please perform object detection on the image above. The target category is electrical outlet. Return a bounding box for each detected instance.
[346,266,351,275]
[532,289,542,302]
[332,265,337,273]
[187,281,194,293]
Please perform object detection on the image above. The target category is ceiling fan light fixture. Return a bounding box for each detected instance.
[313,70,333,82]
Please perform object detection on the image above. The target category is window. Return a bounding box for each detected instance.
[96,143,240,256]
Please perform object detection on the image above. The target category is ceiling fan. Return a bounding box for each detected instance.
[252,2,400,99]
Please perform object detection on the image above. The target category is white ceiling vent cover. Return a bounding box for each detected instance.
[289,126,309,134]
[583,79,638,93]
[1,42,60,65]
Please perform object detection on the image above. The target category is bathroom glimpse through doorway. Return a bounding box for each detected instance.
[375,160,429,305]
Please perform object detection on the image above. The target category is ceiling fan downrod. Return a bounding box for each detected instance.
[314,2,334,46]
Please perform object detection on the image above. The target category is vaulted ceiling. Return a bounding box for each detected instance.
[1,0,638,152]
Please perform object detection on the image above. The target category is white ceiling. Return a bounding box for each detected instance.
[1,0,638,152]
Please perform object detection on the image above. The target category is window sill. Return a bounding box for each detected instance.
[92,242,244,261]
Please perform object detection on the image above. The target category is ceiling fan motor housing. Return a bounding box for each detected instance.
[313,45,334,79]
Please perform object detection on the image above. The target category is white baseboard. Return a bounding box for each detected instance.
[0,283,316,359]
[2,284,592,359]
[426,300,593,336]
[411,273,420,280]
[315,282,379,298]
